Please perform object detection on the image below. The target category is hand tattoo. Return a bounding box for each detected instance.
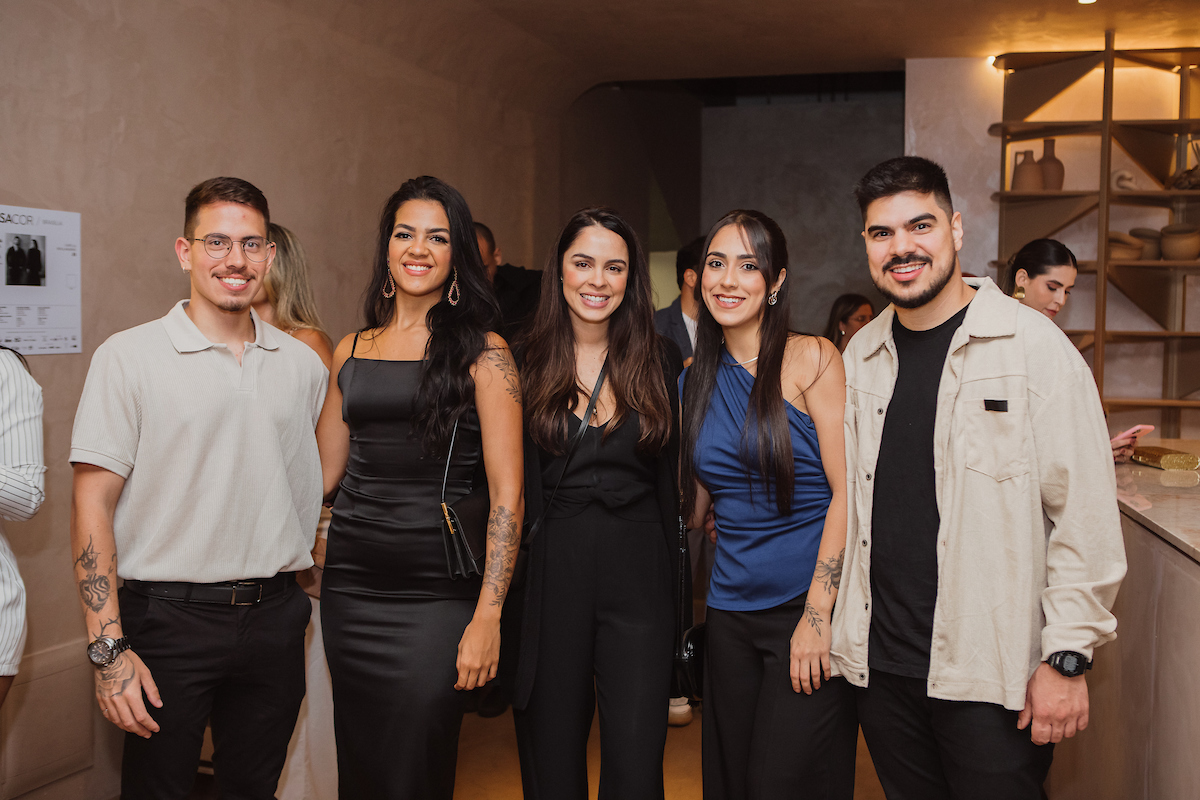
[485,348,522,404]
[97,655,135,698]
[814,548,844,594]
[484,505,519,606]
[803,601,824,636]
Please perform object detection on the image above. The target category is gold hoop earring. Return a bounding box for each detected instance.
[767,290,778,306]
[1013,286,1026,301]
[383,268,396,298]
[447,267,460,307]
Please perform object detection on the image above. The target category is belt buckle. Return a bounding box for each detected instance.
[230,581,263,606]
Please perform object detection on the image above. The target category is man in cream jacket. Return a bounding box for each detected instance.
[831,156,1126,799]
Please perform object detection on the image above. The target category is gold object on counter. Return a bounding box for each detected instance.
[1132,446,1200,471]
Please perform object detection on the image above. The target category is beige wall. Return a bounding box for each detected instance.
[0,1,594,796]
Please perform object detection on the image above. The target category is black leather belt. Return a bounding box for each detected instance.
[124,573,293,606]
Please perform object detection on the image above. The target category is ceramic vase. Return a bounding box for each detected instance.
[1038,139,1065,191]
[1012,150,1044,191]
[1129,228,1161,260]
[1160,224,1200,261]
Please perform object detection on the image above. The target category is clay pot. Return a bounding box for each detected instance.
[1038,139,1065,191]
[1160,224,1200,261]
[1011,150,1044,192]
[1107,231,1145,262]
[1129,228,1161,260]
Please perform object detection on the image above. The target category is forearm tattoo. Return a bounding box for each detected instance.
[484,505,520,606]
[485,348,522,404]
[76,536,113,613]
[814,548,844,594]
[803,600,824,635]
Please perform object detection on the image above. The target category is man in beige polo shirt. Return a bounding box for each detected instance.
[831,157,1126,799]
[70,177,327,799]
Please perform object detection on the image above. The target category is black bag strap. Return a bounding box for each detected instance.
[525,358,608,547]
[439,419,460,506]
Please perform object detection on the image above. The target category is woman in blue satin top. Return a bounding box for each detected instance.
[680,210,858,799]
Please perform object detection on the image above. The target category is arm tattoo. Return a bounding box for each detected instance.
[803,600,824,635]
[76,535,113,613]
[483,505,519,607]
[485,348,522,404]
[79,574,111,613]
[814,548,844,594]
[74,536,99,571]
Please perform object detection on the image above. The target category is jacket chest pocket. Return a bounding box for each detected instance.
[961,398,1029,481]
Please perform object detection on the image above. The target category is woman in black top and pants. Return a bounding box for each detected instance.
[513,208,684,800]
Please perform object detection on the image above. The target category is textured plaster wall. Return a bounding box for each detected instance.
[0,1,583,796]
[904,58,1006,277]
[701,97,904,335]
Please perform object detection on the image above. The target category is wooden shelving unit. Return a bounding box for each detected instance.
[992,33,1200,434]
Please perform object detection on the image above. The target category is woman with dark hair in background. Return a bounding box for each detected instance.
[1003,238,1146,462]
[316,176,524,799]
[682,210,857,799]
[0,346,43,708]
[514,208,682,799]
[822,293,874,353]
[1002,238,1078,322]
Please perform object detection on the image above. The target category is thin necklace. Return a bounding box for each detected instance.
[733,355,758,367]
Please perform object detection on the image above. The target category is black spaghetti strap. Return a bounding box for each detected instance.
[351,331,361,358]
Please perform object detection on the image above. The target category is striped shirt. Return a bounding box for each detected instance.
[0,348,42,674]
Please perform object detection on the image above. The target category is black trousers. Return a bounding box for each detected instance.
[703,594,858,800]
[118,580,310,800]
[856,670,1054,800]
[514,511,674,800]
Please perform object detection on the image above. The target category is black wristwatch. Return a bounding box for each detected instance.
[1046,651,1091,678]
[87,636,131,668]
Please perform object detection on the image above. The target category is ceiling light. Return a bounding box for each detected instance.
[987,56,997,67]
[1078,0,1097,4]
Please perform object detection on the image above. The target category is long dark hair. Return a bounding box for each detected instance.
[361,176,500,453]
[1002,238,1078,295]
[681,210,797,516]
[822,293,874,347]
[519,208,671,455]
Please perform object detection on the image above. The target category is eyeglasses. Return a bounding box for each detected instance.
[190,235,273,263]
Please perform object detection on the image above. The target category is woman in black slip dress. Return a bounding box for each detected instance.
[513,208,683,799]
[315,176,524,800]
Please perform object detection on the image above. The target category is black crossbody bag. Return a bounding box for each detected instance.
[674,514,705,701]
[439,420,489,580]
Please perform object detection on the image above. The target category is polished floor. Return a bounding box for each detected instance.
[188,707,887,798]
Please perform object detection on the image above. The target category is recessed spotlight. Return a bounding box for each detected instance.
[1078,0,1097,4]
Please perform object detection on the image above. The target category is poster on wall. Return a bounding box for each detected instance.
[0,204,81,354]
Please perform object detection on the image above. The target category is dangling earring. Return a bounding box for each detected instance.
[447,267,460,307]
[1013,286,1026,301]
[382,267,396,298]
[767,290,778,306]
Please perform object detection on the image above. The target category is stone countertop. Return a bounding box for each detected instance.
[1115,439,1200,564]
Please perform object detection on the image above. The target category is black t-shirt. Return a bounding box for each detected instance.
[868,303,969,679]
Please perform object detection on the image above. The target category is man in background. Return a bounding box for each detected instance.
[6,237,26,286]
[475,221,542,341]
[653,236,704,364]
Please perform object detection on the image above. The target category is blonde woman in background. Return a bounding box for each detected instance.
[253,223,337,800]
